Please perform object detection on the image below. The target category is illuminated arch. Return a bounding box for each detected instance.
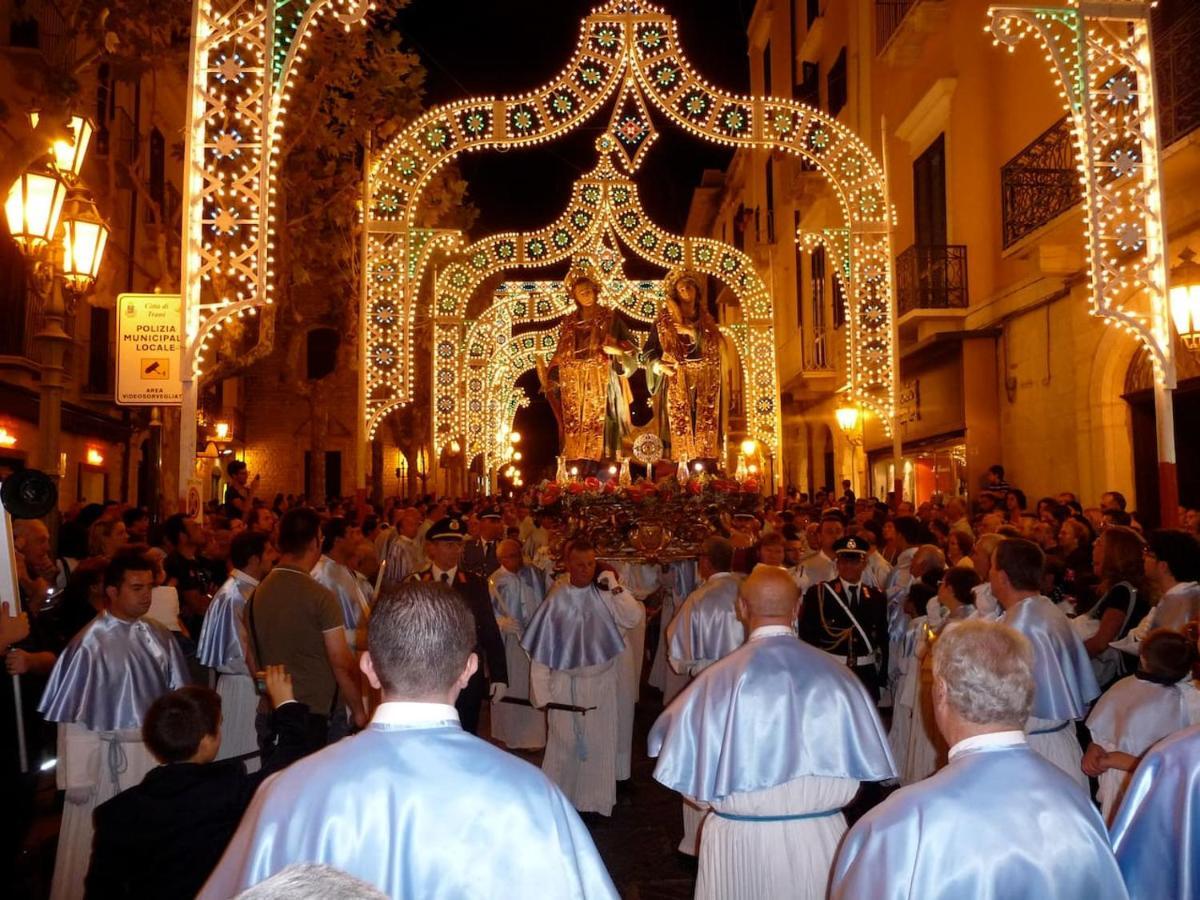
[363,0,897,450]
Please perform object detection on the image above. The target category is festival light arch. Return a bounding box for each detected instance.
[431,150,770,471]
[363,0,898,471]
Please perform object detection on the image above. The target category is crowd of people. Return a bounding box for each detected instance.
[2,458,1199,899]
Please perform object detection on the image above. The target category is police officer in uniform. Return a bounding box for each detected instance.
[408,517,508,734]
[798,534,889,702]
[461,506,503,577]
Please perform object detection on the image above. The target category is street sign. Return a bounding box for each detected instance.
[116,292,183,405]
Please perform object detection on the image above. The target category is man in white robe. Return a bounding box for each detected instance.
[650,568,895,900]
[488,539,547,749]
[196,531,276,769]
[665,535,744,854]
[600,562,648,783]
[524,539,637,816]
[311,519,370,652]
[38,550,189,900]
[201,581,617,899]
[377,507,425,591]
[992,538,1098,787]
[831,620,1126,900]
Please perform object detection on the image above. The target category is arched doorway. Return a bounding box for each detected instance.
[1124,346,1200,525]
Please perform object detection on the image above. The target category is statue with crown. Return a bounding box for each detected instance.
[540,258,639,469]
[642,268,731,469]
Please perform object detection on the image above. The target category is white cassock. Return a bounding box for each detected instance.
[524,581,629,816]
[596,570,646,781]
[665,569,745,854]
[312,555,370,651]
[1085,673,1199,821]
[489,565,548,750]
[196,570,261,770]
[646,561,697,702]
[650,628,896,900]
[862,551,892,592]
[38,613,189,900]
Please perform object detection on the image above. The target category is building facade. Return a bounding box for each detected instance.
[689,0,1200,520]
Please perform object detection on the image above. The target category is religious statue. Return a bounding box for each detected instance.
[540,266,638,462]
[642,270,727,463]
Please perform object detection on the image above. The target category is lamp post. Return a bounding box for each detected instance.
[835,404,863,497]
[5,130,109,489]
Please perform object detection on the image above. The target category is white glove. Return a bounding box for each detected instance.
[973,583,998,617]
[490,682,507,702]
[596,571,619,592]
[926,597,946,629]
[65,786,95,805]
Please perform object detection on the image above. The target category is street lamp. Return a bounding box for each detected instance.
[29,112,94,180]
[834,405,860,436]
[1170,248,1200,354]
[60,191,110,295]
[5,165,67,251]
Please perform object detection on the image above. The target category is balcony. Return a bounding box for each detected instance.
[896,244,968,320]
[1155,0,1200,148]
[1001,117,1082,250]
[875,0,948,62]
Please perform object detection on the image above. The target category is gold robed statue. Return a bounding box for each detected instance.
[540,265,638,462]
[642,270,727,463]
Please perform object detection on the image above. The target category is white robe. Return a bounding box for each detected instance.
[598,577,645,782]
[698,775,860,900]
[215,673,260,772]
[490,568,547,750]
[1025,714,1087,790]
[51,725,159,900]
[530,659,621,816]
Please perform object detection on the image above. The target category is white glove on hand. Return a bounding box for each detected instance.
[925,596,946,629]
[65,786,95,806]
[596,571,619,592]
[490,682,507,702]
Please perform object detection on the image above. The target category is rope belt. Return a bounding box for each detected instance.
[712,807,842,823]
[1029,720,1071,735]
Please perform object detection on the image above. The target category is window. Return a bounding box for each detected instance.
[798,61,820,109]
[914,134,947,246]
[765,159,776,243]
[828,49,848,117]
[86,306,111,392]
[149,128,165,213]
[305,327,339,380]
[833,272,846,329]
[762,42,772,96]
[811,245,828,367]
[794,212,805,326]
[806,0,821,29]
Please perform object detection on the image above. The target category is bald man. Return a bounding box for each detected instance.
[488,539,547,749]
[649,568,895,900]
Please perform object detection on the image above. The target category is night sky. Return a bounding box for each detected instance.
[392,0,754,481]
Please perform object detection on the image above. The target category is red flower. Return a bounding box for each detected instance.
[584,476,602,492]
[567,482,585,494]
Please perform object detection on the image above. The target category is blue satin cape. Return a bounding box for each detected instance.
[521,582,625,670]
[648,634,895,801]
[199,721,618,900]
[196,574,253,673]
[667,572,744,666]
[491,565,546,630]
[1109,723,1200,900]
[1002,595,1099,720]
[831,743,1128,900]
[38,612,190,731]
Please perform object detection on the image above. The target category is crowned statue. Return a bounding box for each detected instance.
[642,270,728,463]
[540,264,638,463]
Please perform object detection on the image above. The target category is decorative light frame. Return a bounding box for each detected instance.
[178,0,372,483]
[987,0,1175,388]
[364,0,897,457]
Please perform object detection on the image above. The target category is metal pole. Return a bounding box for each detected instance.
[1153,378,1180,527]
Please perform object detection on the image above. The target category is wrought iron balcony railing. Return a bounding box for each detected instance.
[876,0,916,53]
[896,244,968,316]
[1154,0,1200,148]
[1000,116,1082,250]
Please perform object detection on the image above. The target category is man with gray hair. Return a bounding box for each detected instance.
[831,621,1127,900]
[201,581,616,899]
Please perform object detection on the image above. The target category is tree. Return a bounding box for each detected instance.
[203,0,476,499]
